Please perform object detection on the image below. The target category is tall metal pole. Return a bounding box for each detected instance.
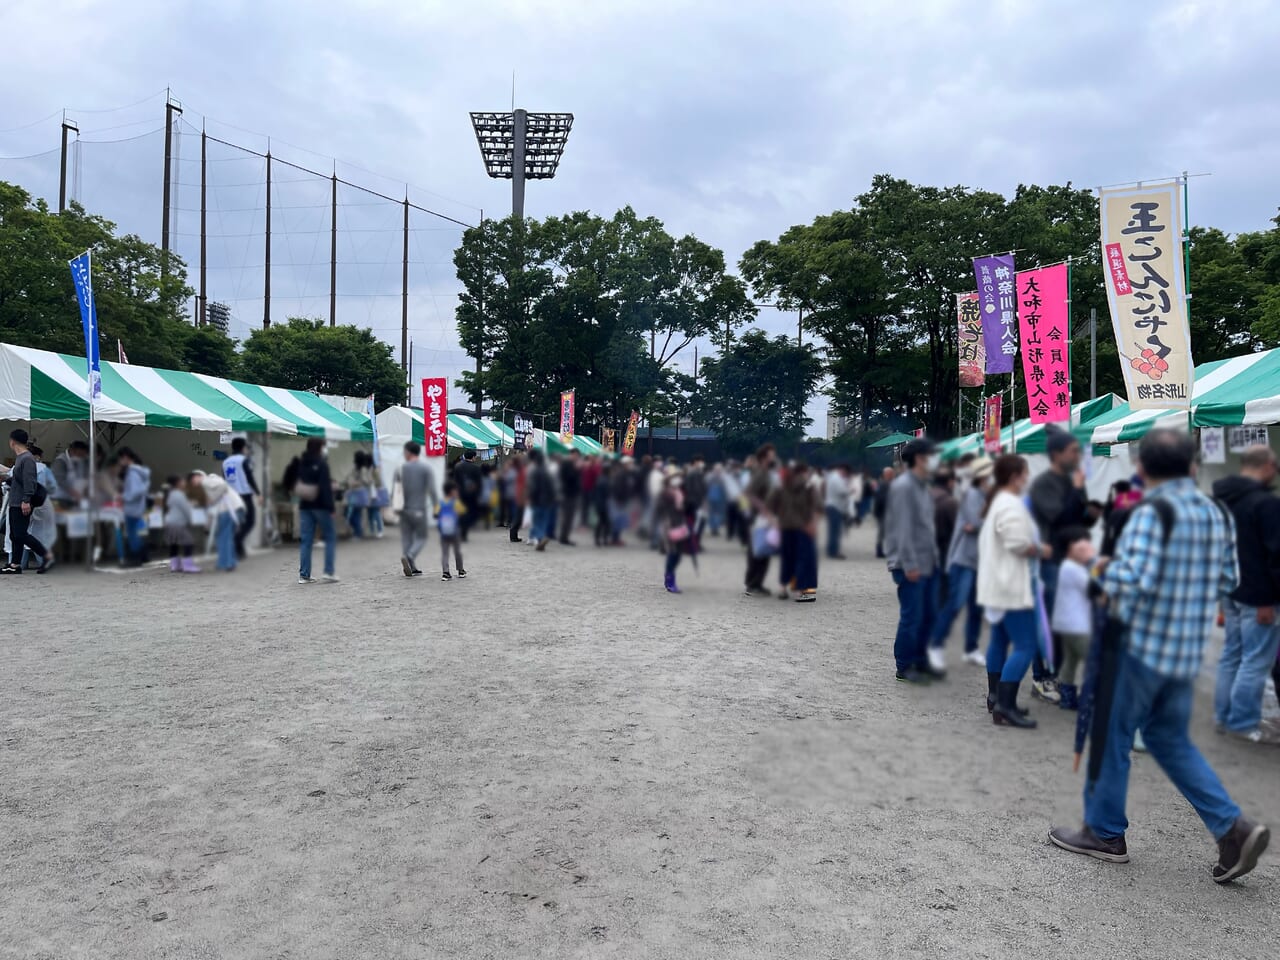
[475,209,484,415]
[401,192,409,372]
[161,94,181,278]
[407,339,414,406]
[263,150,272,329]
[511,108,527,220]
[1090,307,1097,401]
[330,173,338,327]
[58,117,77,212]
[199,125,208,327]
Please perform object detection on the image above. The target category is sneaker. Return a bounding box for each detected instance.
[1213,816,1270,884]
[411,567,424,577]
[298,576,317,585]
[441,572,452,581]
[1032,679,1062,704]
[457,569,467,579]
[535,540,548,552]
[895,668,932,685]
[1133,729,1148,753]
[36,557,56,575]
[1228,727,1280,746]
[401,557,414,577]
[1048,825,1130,864]
[927,647,947,673]
[795,590,816,603]
[322,574,340,583]
[963,650,987,668]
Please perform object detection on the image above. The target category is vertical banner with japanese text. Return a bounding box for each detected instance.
[621,410,640,456]
[956,292,985,387]
[974,254,1017,374]
[1016,264,1071,423]
[69,251,102,402]
[559,390,575,445]
[602,428,616,452]
[512,412,535,451]
[421,377,448,457]
[1100,181,1193,410]
[983,395,1004,453]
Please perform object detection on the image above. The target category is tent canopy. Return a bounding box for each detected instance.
[940,395,1121,461]
[376,406,496,450]
[1084,348,1280,445]
[0,342,371,440]
[866,431,917,449]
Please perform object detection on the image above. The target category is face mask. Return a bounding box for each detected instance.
[925,455,941,472]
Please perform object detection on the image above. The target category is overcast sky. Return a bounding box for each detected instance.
[3,0,1278,429]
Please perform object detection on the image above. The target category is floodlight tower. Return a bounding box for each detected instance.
[470,109,574,218]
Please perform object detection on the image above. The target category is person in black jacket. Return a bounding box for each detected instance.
[557,450,582,546]
[287,437,338,584]
[1212,445,1280,743]
[452,451,482,542]
[2,429,52,574]
[526,450,557,551]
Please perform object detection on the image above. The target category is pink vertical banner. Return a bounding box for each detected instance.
[1016,264,1071,424]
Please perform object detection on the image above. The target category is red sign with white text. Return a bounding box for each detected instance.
[984,395,1004,453]
[422,377,448,457]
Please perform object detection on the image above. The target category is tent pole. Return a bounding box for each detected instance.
[86,403,96,571]
[260,432,271,550]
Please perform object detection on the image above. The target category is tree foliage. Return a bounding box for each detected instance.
[239,318,405,409]
[454,207,754,429]
[691,329,821,458]
[0,180,198,369]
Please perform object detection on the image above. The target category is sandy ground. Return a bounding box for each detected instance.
[2,520,1278,959]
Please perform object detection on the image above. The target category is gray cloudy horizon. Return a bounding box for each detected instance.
[3,0,1278,426]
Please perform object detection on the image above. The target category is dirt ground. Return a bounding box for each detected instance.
[2,521,1277,959]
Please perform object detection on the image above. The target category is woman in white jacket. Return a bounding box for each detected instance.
[977,455,1051,729]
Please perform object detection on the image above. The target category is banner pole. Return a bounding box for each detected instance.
[87,396,96,571]
[1182,171,1193,431]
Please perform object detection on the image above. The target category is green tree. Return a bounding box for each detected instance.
[239,318,405,409]
[0,181,195,368]
[453,207,753,431]
[691,329,821,458]
[183,326,240,378]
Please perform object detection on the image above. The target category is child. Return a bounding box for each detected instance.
[437,480,467,581]
[202,473,244,572]
[163,474,200,573]
[1051,527,1095,710]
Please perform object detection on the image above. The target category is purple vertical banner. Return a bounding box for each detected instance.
[974,253,1017,374]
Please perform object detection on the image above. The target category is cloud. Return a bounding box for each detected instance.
[2,0,1278,422]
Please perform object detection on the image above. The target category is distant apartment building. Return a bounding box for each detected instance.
[826,412,849,440]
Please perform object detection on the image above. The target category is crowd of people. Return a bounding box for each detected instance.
[878,428,1275,883]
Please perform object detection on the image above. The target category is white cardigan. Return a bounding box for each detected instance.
[976,490,1036,611]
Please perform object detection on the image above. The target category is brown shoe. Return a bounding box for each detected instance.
[1213,816,1270,884]
[1048,824,1130,864]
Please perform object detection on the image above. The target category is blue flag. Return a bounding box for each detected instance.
[68,251,101,402]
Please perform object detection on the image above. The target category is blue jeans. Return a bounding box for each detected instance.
[984,608,1038,683]
[929,564,982,652]
[124,516,147,559]
[215,511,239,570]
[1215,599,1280,733]
[1085,652,1240,841]
[299,509,336,578]
[530,506,552,544]
[346,503,365,539]
[892,569,937,672]
[781,529,818,592]
[825,505,844,558]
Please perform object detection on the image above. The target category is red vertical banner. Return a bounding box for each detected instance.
[559,389,575,445]
[1015,263,1071,423]
[621,410,639,456]
[422,377,448,457]
[983,395,1003,453]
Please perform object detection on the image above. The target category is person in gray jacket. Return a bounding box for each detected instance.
[118,447,152,566]
[394,441,439,577]
[927,457,995,670]
[2,429,53,574]
[884,438,942,683]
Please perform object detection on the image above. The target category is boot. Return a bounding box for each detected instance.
[993,682,1037,729]
[169,557,181,572]
[181,557,202,574]
[1058,683,1079,711]
[664,572,681,594]
[986,673,999,713]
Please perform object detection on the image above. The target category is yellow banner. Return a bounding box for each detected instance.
[1099,181,1193,411]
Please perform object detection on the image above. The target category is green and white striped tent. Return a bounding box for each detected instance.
[0,342,371,439]
[375,406,501,451]
[939,394,1120,460]
[1082,347,1280,445]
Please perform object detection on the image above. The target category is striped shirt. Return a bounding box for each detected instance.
[1103,477,1238,679]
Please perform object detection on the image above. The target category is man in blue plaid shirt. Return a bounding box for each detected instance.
[1050,429,1270,884]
